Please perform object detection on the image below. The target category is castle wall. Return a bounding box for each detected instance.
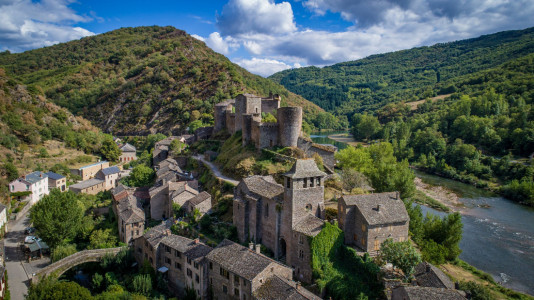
[253,122,279,149]
[214,105,227,132]
[242,114,254,146]
[225,113,235,134]
[278,107,302,148]
[235,94,261,132]
[261,99,280,115]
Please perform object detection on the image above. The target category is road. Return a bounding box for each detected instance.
[5,213,50,300]
[193,155,239,186]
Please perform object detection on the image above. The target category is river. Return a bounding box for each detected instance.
[309,131,350,150]
[311,132,534,296]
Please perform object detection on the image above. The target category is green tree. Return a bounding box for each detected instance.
[379,239,422,280]
[88,229,117,249]
[132,274,152,296]
[352,113,381,141]
[51,243,77,262]
[30,190,84,248]
[26,277,92,300]
[340,168,370,193]
[2,162,19,181]
[100,137,121,162]
[335,146,373,173]
[123,164,154,187]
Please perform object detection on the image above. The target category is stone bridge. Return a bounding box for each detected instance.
[31,247,124,284]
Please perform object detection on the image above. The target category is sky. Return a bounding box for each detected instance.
[1,0,533,77]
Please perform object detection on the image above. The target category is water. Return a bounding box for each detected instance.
[309,131,350,150]
[417,171,534,295]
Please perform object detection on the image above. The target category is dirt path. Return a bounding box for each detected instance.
[414,177,464,211]
[193,155,239,186]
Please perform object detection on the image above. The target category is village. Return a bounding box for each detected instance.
[2,94,469,300]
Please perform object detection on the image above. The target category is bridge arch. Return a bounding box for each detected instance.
[32,247,124,284]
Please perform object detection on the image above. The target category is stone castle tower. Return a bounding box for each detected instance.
[213,93,302,149]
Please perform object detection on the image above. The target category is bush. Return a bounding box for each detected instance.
[458,281,495,300]
[51,243,77,262]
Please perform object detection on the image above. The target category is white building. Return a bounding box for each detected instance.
[9,171,49,205]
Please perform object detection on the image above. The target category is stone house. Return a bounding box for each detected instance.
[205,239,293,300]
[119,143,137,163]
[167,181,199,215]
[253,275,321,300]
[158,235,212,298]
[117,194,145,245]
[181,191,212,218]
[414,262,455,289]
[338,192,409,256]
[233,159,326,283]
[391,286,466,300]
[134,220,173,268]
[70,161,109,181]
[149,180,172,220]
[9,171,49,205]
[45,172,66,191]
[95,166,121,190]
[69,178,105,195]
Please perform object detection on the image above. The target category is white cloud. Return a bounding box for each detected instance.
[233,57,296,77]
[202,32,240,55]
[0,0,94,52]
[216,0,296,36]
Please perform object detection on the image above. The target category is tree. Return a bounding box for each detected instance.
[100,137,121,162]
[2,162,19,181]
[51,243,77,262]
[170,139,186,154]
[352,113,381,141]
[30,190,84,248]
[379,239,422,280]
[88,229,117,249]
[340,168,370,193]
[26,277,92,300]
[123,164,154,187]
[132,274,152,296]
[335,146,373,173]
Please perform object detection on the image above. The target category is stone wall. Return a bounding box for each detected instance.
[253,122,279,149]
[225,113,236,134]
[214,105,228,132]
[235,94,261,132]
[208,260,253,300]
[278,107,302,147]
[289,232,314,283]
[261,99,280,115]
[297,137,336,170]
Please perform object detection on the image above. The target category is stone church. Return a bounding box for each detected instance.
[233,159,326,283]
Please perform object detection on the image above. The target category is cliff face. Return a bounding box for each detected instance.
[0,26,323,135]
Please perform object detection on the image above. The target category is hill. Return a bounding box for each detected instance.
[0,26,323,135]
[269,27,534,116]
[0,68,108,201]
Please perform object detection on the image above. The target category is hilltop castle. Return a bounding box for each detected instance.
[214,93,303,149]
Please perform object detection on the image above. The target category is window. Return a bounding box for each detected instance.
[264,203,269,217]
[165,257,171,264]
[374,239,380,251]
[234,274,239,284]
[303,178,307,188]
[305,204,312,212]
[234,288,240,296]
[187,268,192,278]
[223,285,228,294]
[210,262,213,270]
[175,262,182,270]
[175,250,181,258]
[136,230,139,235]
[131,231,133,237]
[310,177,314,187]
[137,247,142,253]
[353,234,358,242]
[361,224,367,232]
[316,177,321,186]
[187,257,192,264]
[196,274,200,283]
[299,235,304,245]
[194,262,199,269]
[243,279,247,286]
[299,250,304,259]
[220,267,229,279]
[286,179,290,188]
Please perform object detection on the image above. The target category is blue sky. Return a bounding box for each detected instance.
[1,0,534,76]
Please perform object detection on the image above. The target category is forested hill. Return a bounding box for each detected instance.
[0,26,323,135]
[269,27,534,115]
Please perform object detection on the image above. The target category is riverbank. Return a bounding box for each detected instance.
[414,177,463,212]
[326,133,362,147]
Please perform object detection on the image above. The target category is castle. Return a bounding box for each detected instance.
[214,93,303,149]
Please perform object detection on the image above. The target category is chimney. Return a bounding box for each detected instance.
[295,281,301,290]
[249,242,254,250]
[377,204,381,212]
[426,263,431,273]
[255,244,261,254]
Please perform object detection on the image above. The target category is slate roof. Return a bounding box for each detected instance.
[143,220,172,247]
[254,275,321,300]
[24,171,48,184]
[70,178,104,190]
[414,262,455,289]
[342,192,409,226]
[44,172,65,180]
[79,161,108,170]
[284,160,327,179]
[100,166,121,176]
[206,239,283,281]
[160,235,212,261]
[120,143,136,152]
[294,215,325,237]
[393,286,466,300]
[187,191,211,206]
[111,184,128,196]
[117,194,145,224]
[156,164,182,177]
[169,181,198,200]
[158,158,179,169]
[241,176,284,199]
